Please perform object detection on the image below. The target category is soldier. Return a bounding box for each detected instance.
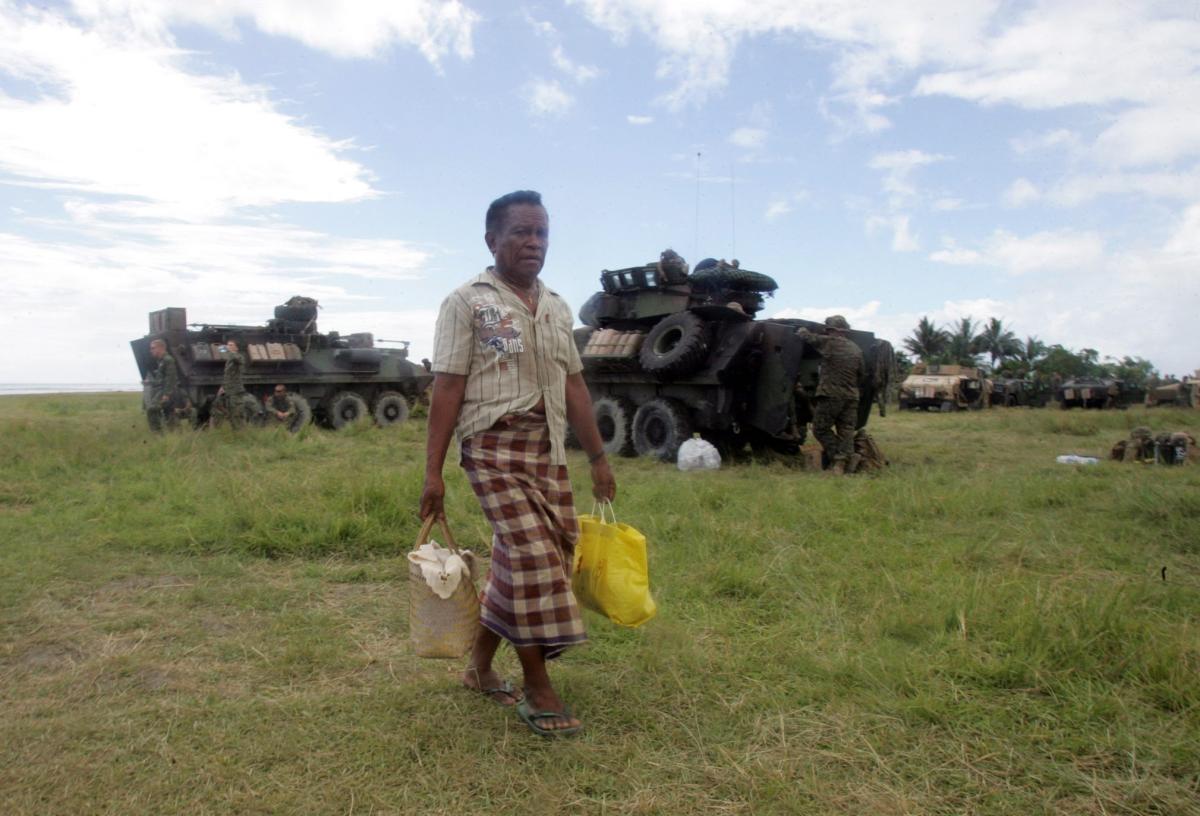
[267,384,300,431]
[797,315,865,475]
[211,339,248,429]
[146,339,186,430]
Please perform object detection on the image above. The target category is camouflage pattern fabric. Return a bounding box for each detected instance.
[221,351,246,395]
[147,353,187,430]
[852,430,887,471]
[799,331,864,399]
[269,394,298,423]
[812,396,857,463]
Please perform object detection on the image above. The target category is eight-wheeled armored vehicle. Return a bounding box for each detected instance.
[574,252,895,462]
[1055,377,1141,410]
[1145,374,1198,408]
[131,297,432,430]
[897,364,988,411]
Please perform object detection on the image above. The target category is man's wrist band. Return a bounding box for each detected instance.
[587,450,606,464]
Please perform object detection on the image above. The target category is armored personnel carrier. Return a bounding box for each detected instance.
[989,377,1049,408]
[1145,374,1198,408]
[574,252,894,462]
[130,297,432,430]
[1056,377,1141,409]
[897,364,988,411]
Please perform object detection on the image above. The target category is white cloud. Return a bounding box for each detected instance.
[0,4,376,220]
[930,228,1105,275]
[1010,128,1080,156]
[71,0,479,63]
[1003,178,1040,208]
[525,78,574,116]
[627,114,654,125]
[551,44,600,83]
[1043,168,1200,207]
[729,127,767,150]
[869,149,948,205]
[764,199,791,222]
[867,214,919,252]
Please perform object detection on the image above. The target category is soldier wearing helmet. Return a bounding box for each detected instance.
[797,315,865,474]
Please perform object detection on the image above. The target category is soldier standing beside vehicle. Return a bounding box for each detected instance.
[797,315,865,475]
[211,339,247,429]
[147,339,184,430]
[267,384,299,431]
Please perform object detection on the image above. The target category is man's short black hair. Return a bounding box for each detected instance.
[485,190,543,234]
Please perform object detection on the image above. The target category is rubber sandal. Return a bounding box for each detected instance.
[516,699,582,737]
[465,678,523,707]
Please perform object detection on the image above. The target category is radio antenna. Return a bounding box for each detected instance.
[730,159,736,259]
[694,151,702,262]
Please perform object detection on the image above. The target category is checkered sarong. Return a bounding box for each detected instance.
[461,413,585,658]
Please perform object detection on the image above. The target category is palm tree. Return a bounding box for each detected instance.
[1015,336,1046,375]
[946,316,980,367]
[974,317,1021,370]
[903,316,949,363]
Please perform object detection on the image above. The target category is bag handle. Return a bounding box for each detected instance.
[415,515,461,555]
[589,499,617,524]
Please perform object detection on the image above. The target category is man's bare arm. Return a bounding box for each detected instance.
[564,372,616,502]
[419,373,467,520]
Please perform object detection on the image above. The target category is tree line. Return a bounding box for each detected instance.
[900,316,1163,388]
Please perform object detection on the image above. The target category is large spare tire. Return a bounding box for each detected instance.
[632,398,691,461]
[690,265,778,293]
[593,395,636,457]
[639,311,708,378]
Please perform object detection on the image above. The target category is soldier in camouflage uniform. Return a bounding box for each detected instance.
[267,384,301,432]
[797,315,864,475]
[147,339,186,430]
[211,339,248,429]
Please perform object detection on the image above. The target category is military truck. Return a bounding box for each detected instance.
[130,297,432,430]
[897,363,988,411]
[574,252,894,462]
[1145,374,1198,408]
[989,377,1050,408]
[1056,377,1141,409]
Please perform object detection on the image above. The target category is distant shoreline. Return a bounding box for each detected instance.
[0,384,141,396]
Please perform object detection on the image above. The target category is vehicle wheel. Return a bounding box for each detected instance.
[939,400,956,413]
[593,396,636,457]
[639,312,709,378]
[288,394,312,433]
[898,398,908,411]
[632,398,691,461]
[373,391,410,427]
[326,391,369,429]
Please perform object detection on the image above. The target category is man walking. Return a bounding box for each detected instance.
[212,339,247,429]
[798,316,864,474]
[147,338,185,430]
[420,190,616,737]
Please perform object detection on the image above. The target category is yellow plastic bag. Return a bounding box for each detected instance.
[572,502,657,628]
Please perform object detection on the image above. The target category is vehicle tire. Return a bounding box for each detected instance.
[326,391,369,429]
[898,398,909,411]
[287,394,312,433]
[939,400,956,413]
[639,312,709,378]
[690,266,779,292]
[632,398,691,461]
[372,391,410,427]
[593,396,636,457]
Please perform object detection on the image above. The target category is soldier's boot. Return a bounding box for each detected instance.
[829,459,846,476]
[847,453,863,474]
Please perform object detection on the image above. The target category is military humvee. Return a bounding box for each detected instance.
[574,253,894,462]
[1056,377,1141,410]
[1145,374,1198,408]
[130,297,432,430]
[897,363,987,411]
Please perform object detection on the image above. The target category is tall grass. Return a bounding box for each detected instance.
[1,394,1198,815]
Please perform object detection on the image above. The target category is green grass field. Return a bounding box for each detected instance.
[2,393,1198,815]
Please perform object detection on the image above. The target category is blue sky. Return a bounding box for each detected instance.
[2,0,1198,383]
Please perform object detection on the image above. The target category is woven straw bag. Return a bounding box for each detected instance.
[408,515,480,659]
